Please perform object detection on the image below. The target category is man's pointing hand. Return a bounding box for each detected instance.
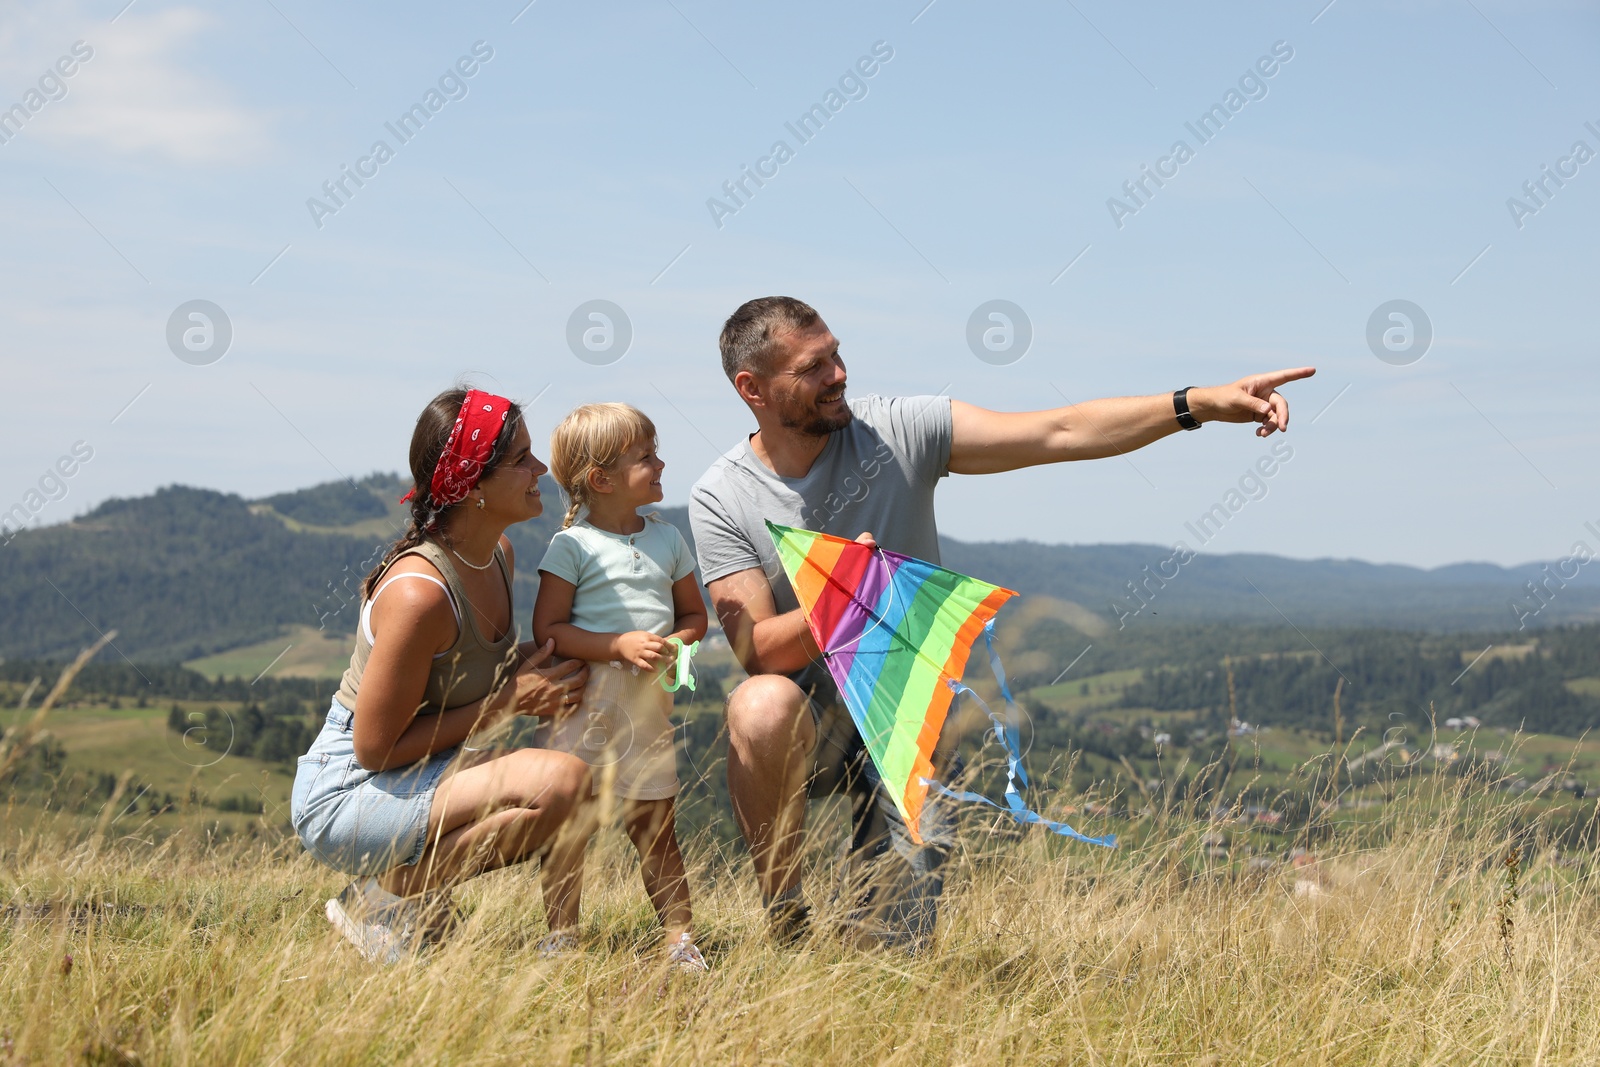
[1193,367,1316,437]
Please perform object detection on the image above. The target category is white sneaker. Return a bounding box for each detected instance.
[324,879,425,965]
[665,932,709,973]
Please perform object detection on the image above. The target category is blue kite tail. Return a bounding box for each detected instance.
[921,776,1117,848]
[932,620,1116,849]
[980,618,1029,788]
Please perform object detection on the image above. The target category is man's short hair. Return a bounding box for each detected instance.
[719,296,820,383]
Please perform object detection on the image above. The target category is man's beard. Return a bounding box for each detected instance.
[776,388,852,437]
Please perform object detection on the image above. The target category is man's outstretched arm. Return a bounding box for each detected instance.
[947,367,1316,475]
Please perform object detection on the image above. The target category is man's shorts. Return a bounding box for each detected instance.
[799,683,960,949]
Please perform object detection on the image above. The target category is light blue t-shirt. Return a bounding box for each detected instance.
[537,514,698,637]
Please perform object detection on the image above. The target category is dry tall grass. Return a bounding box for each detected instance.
[3,761,1599,1067]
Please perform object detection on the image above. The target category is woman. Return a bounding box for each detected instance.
[291,387,593,964]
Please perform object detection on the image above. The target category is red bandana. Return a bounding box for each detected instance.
[400,390,513,508]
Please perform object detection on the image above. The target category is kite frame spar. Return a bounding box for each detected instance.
[765,521,1115,849]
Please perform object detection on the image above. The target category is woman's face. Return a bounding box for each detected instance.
[475,420,547,522]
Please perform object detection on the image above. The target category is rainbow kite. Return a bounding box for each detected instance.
[766,521,1114,848]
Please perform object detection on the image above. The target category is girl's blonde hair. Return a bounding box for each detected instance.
[548,403,658,528]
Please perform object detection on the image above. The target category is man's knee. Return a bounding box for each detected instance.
[726,675,813,755]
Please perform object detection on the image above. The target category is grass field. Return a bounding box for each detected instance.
[182,625,356,683]
[1029,668,1146,713]
[1,698,296,841]
[1565,677,1600,699]
[4,769,1600,1065]
[247,501,406,541]
[8,644,1600,1063]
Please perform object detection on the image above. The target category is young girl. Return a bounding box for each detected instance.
[532,403,709,971]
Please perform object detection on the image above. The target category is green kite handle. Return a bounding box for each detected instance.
[661,636,699,692]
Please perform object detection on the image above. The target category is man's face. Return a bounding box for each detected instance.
[764,319,851,437]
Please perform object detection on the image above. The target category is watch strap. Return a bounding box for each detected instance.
[1173,387,1201,430]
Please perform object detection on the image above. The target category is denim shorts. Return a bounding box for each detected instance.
[290,697,458,877]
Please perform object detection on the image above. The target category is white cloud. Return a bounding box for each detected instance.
[9,6,271,164]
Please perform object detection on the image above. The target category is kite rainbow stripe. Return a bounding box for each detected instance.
[771,521,1115,849]
[767,521,1115,848]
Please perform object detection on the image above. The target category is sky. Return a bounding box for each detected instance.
[1,0,1596,570]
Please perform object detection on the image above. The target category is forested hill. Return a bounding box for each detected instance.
[0,475,1594,662]
[938,540,1598,633]
[0,485,387,662]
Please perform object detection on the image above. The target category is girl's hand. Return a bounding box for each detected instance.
[504,638,590,719]
[616,630,670,672]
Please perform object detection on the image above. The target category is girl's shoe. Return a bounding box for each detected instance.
[665,932,709,973]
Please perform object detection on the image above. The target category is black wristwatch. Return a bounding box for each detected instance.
[1173,387,1201,430]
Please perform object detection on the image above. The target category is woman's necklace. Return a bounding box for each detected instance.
[448,543,496,571]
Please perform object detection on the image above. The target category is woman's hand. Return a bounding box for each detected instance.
[501,638,590,719]
[616,630,671,672]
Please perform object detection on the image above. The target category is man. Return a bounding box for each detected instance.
[688,295,1313,949]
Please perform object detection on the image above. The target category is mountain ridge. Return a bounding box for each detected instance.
[0,475,1592,661]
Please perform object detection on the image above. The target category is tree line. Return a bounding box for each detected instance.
[1115,627,1600,737]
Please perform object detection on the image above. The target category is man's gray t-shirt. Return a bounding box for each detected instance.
[688,393,952,698]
